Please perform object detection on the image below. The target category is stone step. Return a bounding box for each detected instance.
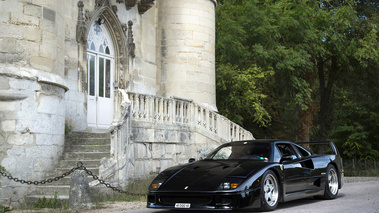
[33,185,70,196]
[67,138,111,145]
[65,145,110,152]
[24,131,112,206]
[66,132,110,139]
[59,159,101,168]
[63,152,110,160]
[56,167,99,177]
[61,176,99,185]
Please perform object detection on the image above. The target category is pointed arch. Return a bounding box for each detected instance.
[85,6,129,88]
[76,2,130,129]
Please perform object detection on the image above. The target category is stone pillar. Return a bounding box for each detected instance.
[158,0,217,111]
[69,170,93,210]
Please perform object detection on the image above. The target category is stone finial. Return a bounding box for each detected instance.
[127,21,135,57]
[76,1,87,43]
[69,170,93,210]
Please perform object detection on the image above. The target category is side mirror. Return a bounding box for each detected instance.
[188,158,196,163]
[280,155,293,163]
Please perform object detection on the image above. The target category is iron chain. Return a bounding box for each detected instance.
[0,162,146,196]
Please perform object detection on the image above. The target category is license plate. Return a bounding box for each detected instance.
[175,203,191,208]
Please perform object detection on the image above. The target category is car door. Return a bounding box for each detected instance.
[277,143,311,194]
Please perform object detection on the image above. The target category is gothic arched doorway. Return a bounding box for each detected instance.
[86,21,115,129]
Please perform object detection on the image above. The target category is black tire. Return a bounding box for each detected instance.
[260,170,279,211]
[323,164,339,199]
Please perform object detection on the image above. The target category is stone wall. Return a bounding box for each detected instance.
[0,67,67,206]
[0,0,69,205]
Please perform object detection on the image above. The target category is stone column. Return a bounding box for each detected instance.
[157,0,217,111]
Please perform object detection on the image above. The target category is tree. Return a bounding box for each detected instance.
[215,0,379,158]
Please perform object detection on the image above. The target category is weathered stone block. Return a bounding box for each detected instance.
[10,12,39,27]
[7,132,34,146]
[69,170,93,210]
[1,1,23,14]
[0,37,17,53]
[1,120,16,132]
[42,7,55,22]
[17,40,40,57]
[23,3,42,18]
[30,56,53,72]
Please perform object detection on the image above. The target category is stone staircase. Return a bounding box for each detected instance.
[25,131,111,205]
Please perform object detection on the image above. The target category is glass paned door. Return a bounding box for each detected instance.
[86,22,114,130]
[87,54,114,129]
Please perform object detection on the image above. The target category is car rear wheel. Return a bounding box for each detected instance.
[323,164,339,199]
[260,170,279,211]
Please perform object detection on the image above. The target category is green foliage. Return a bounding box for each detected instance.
[64,118,74,135]
[0,165,10,176]
[0,205,12,213]
[216,63,273,127]
[33,192,61,209]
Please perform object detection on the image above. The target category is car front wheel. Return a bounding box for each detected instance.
[260,170,279,211]
[323,164,339,199]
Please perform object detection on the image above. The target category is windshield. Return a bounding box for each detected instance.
[206,142,272,161]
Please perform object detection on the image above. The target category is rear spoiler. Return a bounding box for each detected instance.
[296,141,339,155]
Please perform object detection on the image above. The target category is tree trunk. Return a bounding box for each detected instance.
[318,56,337,141]
[297,72,316,142]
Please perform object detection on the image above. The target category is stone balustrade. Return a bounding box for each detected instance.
[128,92,253,142]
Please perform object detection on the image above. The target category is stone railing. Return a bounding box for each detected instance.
[128,92,253,142]
[101,91,254,187]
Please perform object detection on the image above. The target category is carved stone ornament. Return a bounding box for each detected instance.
[125,0,137,10]
[76,1,87,43]
[138,0,155,14]
[127,21,135,58]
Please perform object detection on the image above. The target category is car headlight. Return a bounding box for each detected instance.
[149,179,166,190]
[219,179,243,190]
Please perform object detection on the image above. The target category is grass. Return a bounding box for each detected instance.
[0,205,12,213]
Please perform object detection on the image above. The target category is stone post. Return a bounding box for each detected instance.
[69,170,93,210]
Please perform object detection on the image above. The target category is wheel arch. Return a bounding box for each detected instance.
[327,162,342,189]
[267,167,284,202]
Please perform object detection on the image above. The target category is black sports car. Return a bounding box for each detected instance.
[147,139,344,211]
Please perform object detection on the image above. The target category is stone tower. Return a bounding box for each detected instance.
[157,0,217,111]
[0,0,68,179]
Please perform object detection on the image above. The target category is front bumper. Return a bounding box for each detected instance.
[147,188,261,211]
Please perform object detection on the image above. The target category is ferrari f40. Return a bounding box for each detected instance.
[147,140,344,211]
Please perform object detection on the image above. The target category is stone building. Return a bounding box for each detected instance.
[0,0,253,206]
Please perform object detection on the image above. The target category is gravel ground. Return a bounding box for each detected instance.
[8,176,379,213]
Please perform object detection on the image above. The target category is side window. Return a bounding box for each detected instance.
[276,143,298,160]
[294,145,311,157]
[273,146,282,162]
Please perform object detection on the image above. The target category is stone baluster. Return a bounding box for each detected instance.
[134,94,139,120]
[184,102,188,123]
[214,114,217,133]
[159,97,164,122]
[153,97,158,121]
[169,99,174,124]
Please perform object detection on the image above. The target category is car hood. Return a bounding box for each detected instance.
[158,160,271,191]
